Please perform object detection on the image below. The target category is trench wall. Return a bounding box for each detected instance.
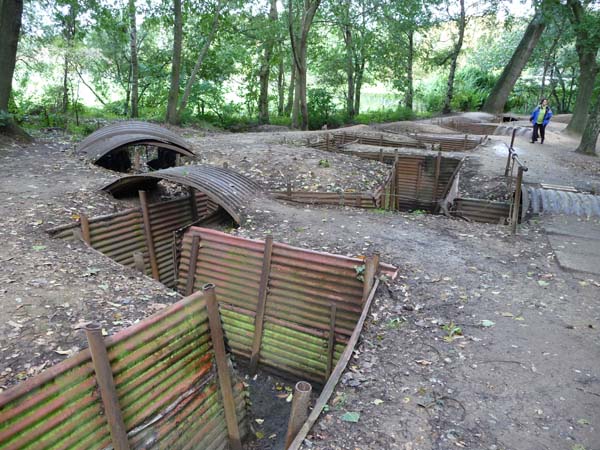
[49,192,217,288]
[0,292,248,450]
[177,227,389,384]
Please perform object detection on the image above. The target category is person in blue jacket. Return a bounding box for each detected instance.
[530,98,553,144]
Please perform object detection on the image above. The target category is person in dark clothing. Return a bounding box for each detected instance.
[530,98,553,144]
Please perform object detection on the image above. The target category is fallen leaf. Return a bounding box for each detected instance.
[255,418,264,425]
[372,399,384,405]
[537,280,549,287]
[415,359,432,366]
[501,312,514,317]
[480,320,495,328]
[341,411,360,423]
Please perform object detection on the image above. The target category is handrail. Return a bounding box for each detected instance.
[504,129,528,235]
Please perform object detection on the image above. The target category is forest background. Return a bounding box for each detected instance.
[0,0,599,153]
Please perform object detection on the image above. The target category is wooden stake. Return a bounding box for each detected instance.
[185,235,201,295]
[85,323,130,450]
[139,190,160,281]
[203,284,242,450]
[80,213,91,245]
[133,251,145,273]
[326,303,337,379]
[188,187,199,221]
[249,235,274,374]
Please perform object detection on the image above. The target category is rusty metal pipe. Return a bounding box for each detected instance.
[85,322,130,450]
[285,381,313,448]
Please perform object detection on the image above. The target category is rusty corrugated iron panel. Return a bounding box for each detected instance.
[102,165,263,225]
[0,292,249,450]
[451,198,510,224]
[408,133,484,151]
[177,227,397,382]
[78,121,195,163]
[271,191,377,208]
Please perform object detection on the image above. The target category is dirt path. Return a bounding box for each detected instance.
[1,116,599,449]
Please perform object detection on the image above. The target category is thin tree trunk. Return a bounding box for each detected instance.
[565,0,599,134]
[285,62,295,116]
[277,57,285,116]
[404,29,414,110]
[165,0,182,124]
[129,0,139,117]
[343,19,355,118]
[482,9,546,114]
[442,0,465,114]
[288,0,321,130]
[176,0,224,123]
[258,0,278,125]
[575,93,599,156]
[62,53,69,112]
[354,60,364,115]
[292,76,300,128]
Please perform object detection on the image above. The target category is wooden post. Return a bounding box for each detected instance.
[463,134,468,151]
[326,304,337,379]
[432,151,442,204]
[285,381,313,449]
[188,187,199,222]
[379,148,384,162]
[133,251,145,273]
[185,235,201,295]
[362,253,380,302]
[511,167,524,235]
[249,235,274,374]
[203,284,243,450]
[80,213,91,245]
[286,181,292,200]
[139,190,160,281]
[85,323,130,450]
[510,127,516,149]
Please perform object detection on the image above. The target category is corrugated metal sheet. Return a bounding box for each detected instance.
[451,198,510,224]
[0,293,248,450]
[527,187,600,217]
[309,132,423,151]
[271,191,376,208]
[78,121,195,163]
[407,133,484,151]
[177,227,397,384]
[102,165,263,225]
[381,155,463,212]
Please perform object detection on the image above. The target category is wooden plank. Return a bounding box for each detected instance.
[204,285,243,450]
[139,190,160,280]
[185,235,201,295]
[326,304,337,379]
[287,279,381,450]
[188,187,199,221]
[249,235,274,374]
[80,214,92,245]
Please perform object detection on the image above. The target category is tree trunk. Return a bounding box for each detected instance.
[565,49,598,134]
[129,0,139,118]
[165,0,182,124]
[176,0,224,123]
[288,0,321,130]
[0,0,23,113]
[354,60,364,115]
[565,0,599,135]
[404,30,414,110]
[285,62,295,116]
[62,53,69,112]
[277,57,285,116]
[292,75,300,128]
[258,0,278,125]
[482,10,546,114]
[575,93,599,156]
[343,22,355,118]
[442,0,465,114]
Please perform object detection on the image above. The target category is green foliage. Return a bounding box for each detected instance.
[307,88,336,130]
[0,111,13,127]
[354,107,414,124]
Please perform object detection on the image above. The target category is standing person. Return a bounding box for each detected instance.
[530,98,553,144]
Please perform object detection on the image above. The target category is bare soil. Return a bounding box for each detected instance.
[1,116,599,450]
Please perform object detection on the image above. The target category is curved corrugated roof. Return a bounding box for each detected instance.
[78,121,195,162]
[102,165,264,224]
